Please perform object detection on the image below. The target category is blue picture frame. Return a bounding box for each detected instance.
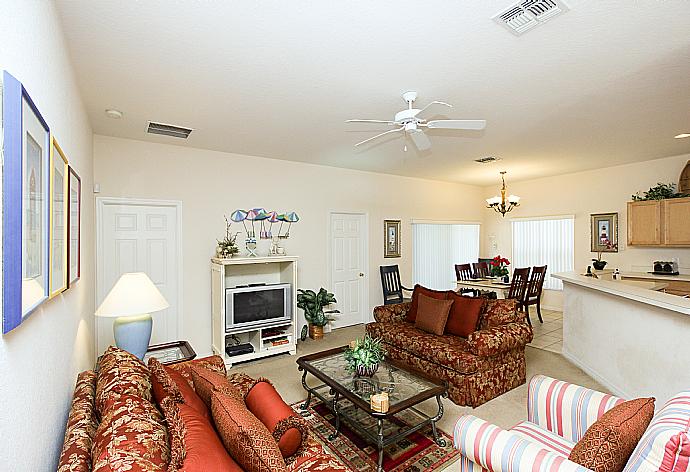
[2,71,51,334]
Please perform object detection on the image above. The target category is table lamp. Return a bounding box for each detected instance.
[95,272,169,359]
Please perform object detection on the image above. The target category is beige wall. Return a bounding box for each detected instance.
[0,1,95,469]
[93,135,485,355]
[481,153,690,309]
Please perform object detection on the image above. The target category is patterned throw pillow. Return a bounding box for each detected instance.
[211,390,287,472]
[95,346,153,417]
[478,299,520,329]
[92,394,170,472]
[569,397,655,472]
[168,355,227,389]
[190,365,243,409]
[414,293,453,335]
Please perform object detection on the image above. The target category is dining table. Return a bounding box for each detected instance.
[455,277,512,299]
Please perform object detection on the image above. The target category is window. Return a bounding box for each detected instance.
[412,222,480,290]
[511,216,574,290]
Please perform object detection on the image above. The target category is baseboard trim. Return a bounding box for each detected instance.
[561,347,630,399]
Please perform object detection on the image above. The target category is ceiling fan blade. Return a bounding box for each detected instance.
[426,119,486,130]
[416,100,453,116]
[346,119,398,124]
[354,127,404,147]
[409,129,431,151]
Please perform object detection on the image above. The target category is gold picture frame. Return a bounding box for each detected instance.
[49,137,69,297]
[590,212,618,253]
[384,219,401,258]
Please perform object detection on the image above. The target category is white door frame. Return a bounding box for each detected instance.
[95,197,184,352]
[326,210,370,328]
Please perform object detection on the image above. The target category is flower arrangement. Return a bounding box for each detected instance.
[490,256,510,277]
[216,216,240,258]
[344,334,385,377]
[592,239,617,269]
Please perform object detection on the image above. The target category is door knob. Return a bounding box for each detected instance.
[359,272,364,277]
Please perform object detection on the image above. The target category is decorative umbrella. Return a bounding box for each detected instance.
[246,209,259,238]
[230,209,249,235]
[266,211,279,237]
[284,212,300,238]
[254,208,270,238]
[277,213,287,238]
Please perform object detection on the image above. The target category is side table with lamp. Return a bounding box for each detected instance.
[95,272,170,360]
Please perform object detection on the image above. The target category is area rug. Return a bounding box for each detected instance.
[291,398,459,472]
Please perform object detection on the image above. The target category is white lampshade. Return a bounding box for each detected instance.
[486,196,501,206]
[508,194,521,203]
[96,272,169,318]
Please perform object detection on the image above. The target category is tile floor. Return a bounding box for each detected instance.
[526,309,563,354]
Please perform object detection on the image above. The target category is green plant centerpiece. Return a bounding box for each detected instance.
[216,216,240,258]
[296,288,340,340]
[344,334,385,377]
[632,183,688,201]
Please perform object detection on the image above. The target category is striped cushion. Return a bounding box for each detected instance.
[454,415,590,472]
[512,421,576,457]
[528,375,624,443]
[623,392,690,472]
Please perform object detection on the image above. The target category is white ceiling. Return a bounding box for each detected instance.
[55,0,690,185]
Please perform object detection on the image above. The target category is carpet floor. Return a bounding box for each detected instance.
[230,324,607,469]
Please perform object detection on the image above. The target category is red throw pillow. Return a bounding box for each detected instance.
[244,380,308,460]
[190,365,243,409]
[149,357,210,419]
[414,293,453,335]
[569,398,655,472]
[161,396,243,472]
[406,285,449,323]
[211,390,287,472]
[445,293,484,337]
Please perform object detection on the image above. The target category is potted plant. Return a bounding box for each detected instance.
[490,256,510,282]
[216,216,240,258]
[592,239,617,270]
[632,182,688,201]
[344,334,385,377]
[296,288,340,340]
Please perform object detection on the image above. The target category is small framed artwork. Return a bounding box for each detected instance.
[50,138,69,297]
[591,212,618,252]
[384,219,401,258]
[68,166,81,285]
[2,71,51,333]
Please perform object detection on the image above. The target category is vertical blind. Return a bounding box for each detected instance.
[511,217,574,290]
[412,223,480,290]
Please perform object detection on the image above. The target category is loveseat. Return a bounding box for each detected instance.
[365,297,533,407]
[58,347,345,472]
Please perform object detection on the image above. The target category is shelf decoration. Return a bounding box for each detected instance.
[49,138,69,297]
[229,208,300,256]
[2,71,51,333]
[216,216,240,258]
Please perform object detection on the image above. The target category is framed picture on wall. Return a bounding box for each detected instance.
[384,219,401,258]
[68,166,81,285]
[2,70,51,333]
[50,138,69,297]
[590,212,618,252]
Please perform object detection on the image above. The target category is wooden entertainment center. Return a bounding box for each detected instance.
[210,256,298,367]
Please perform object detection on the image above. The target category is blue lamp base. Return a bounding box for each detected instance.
[113,313,153,360]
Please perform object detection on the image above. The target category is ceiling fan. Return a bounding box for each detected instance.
[346,91,486,151]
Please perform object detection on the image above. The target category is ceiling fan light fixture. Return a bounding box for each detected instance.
[487,171,520,217]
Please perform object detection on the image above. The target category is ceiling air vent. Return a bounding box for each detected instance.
[475,156,502,164]
[493,0,569,35]
[147,121,193,139]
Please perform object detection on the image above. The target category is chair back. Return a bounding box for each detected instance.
[507,267,530,302]
[525,265,547,299]
[455,263,473,281]
[380,265,405,305]
[472,262,490,278]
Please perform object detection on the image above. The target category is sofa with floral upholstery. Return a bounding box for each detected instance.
[57,346,345,472]
[365,295,533,407]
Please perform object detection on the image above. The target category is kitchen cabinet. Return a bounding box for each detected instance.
[627,197,690,247]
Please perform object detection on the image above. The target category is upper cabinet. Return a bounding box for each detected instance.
[628,197,690,246]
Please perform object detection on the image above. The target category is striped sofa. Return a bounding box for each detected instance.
[453,375,690,472]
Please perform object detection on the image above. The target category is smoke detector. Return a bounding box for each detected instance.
[493,0,570,35]
[474,156,502,164]
[147,121,193,139]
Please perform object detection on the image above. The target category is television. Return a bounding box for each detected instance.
[225,283,291,332]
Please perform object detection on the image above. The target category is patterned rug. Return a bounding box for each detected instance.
[291,398,459,472]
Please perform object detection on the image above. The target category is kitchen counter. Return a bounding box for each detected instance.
[620,271,690,282]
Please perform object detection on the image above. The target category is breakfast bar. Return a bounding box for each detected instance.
[553,271,690,405]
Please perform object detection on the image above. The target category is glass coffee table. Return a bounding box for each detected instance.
[297,346,448,472]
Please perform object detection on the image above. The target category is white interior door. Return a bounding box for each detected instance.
[96,199,181,355]
[330,212,367,328]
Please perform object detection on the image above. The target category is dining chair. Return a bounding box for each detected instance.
[507,267,531,323]
[455,263,479,296]
[522,265,547,324]
[379,265,412,305]
[472,261,490,278]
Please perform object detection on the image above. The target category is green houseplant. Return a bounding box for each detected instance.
[344,334,385,377]
[631,183,688,201]
[296,288,340,340]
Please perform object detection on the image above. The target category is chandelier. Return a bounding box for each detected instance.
[486,171,520,217]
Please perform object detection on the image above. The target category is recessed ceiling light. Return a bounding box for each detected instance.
[105,109,123,119]
[675,133,690,139]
